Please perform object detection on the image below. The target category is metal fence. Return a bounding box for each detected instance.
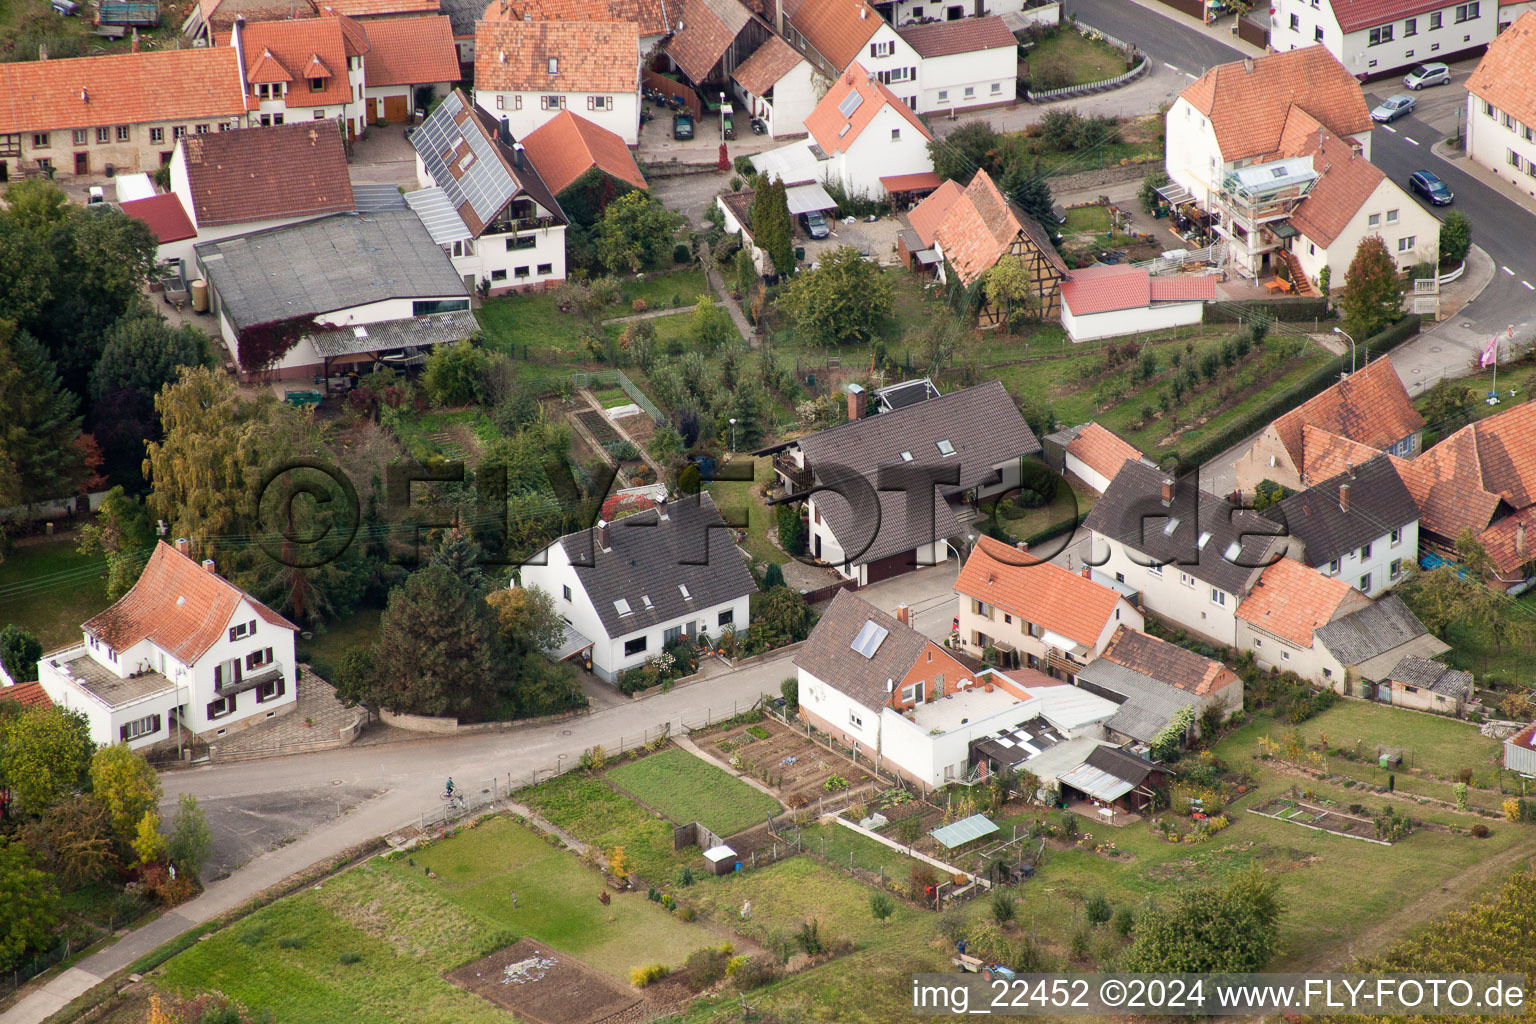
[1025,25,1149,103]
[615,368,664,423]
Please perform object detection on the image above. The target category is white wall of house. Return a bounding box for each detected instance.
[736,60,824,138]
[1089,534,1240,645]
[1289,178,1439,284]
[1273,0,1492,76]
[798,669,883,751]
[886,0,1030,26]
[1467,90,1536,200]
[518,546,750,683]
[1060,298,1206,343]
[476,89,641,145]
[38,660,181,750]
[1300,520,1418,597]
[18,119,242,181]
[1236,619,1347,687]
[827,106,934,198]
[911,46,1017,113]
[956,592,1141,667]
[716,197,772,275]
[1500,0,1536,27]
[465,224,567,294]
[851,23,923,107]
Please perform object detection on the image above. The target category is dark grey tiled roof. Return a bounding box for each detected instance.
[1266,454,1417,565]
[308,310,475,357]
[1313,594,1442,668]
[1082,460,1286,597]
[1085,743,1163,785]
[794,380,1041,566]
[1074,660,1201,744]
[1389,655,1472,699]
[441,0,491,37]
[194,209,467,332]
[794,590,928,711]
[559,492,757,638]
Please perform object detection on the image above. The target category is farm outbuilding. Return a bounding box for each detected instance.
[703,845,739,876]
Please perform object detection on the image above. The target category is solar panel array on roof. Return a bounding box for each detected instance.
[413,91,518,230]
[850,620,889,658]
[838,89,863,118]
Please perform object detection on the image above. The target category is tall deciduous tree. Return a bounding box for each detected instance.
[777,246,894,347]
[486,584,566,655]
[0,625,42,684]
[90,313,209,402]
[89,744,163,847]
[690,295,737,354]
[76,486,155,601]
[0,840,60,971]
[1123,867,1282,972]
[0,707,94,811]
[1438,210,1472,265]
[167,794,213,882]
[595,191,677,273]
[1339,235,1404,341]
[370,564,507,716]
[926,121,1000,185]
[19,793,118,889]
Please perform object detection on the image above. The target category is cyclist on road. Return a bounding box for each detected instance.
[445,777,455,796]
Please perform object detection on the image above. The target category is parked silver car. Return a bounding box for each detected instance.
[1402,62,1451,90]
[1371,94,1416,123]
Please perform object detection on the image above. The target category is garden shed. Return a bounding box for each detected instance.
[930,813,999,850]
[703,845,739,876]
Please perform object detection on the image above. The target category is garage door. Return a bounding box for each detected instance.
[383,95,410,122]
[864,549,915,585]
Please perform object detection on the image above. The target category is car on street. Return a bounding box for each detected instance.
[1403,62,1451,89]
[1408,169,1455,205]
[672,112,694,140]
[801,209,830,239]
[1371,94,1416,122]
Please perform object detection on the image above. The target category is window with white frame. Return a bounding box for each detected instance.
[1504,111,1517,130]
[120,714,161,741]
[1211,588,1226,606]
[230,619,257,642]
[1368,24,1392,44]
[1398,236,1416,251]
[1360,541,1372,559]
[1390,528,1402,545]
[1484,99,1496,117]
[256,677,285,702]
[900,680,925,705]
[207,694,235,720]
[1288,12,1297,28]
[1390,558,1403,578]
[870,40,894,57]
[937,89,948,101]
[849,709,864,728]
[1314,25,1324,39]
[1368,212,1380,227]
[1455,1,1477,21]
[991,81,1001,94]
[1360,572,1372,592]
[1386,209,1398,223]
[1430,10,1442,25]
[1404,16,1416,33]
[117,124,130,141]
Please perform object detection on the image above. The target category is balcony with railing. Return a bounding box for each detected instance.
[216,661,285,697]
[773,451,812,491]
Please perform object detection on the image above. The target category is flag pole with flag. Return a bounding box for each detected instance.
[1483,333,1501,399]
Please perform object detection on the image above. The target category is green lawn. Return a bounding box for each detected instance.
[1026,26,1132,86]
[705,455,787,566]
[1063,205,1111,234]
[518,772,692,884]
[606,747,782,836]
[298,605,383,679]
[0,535,116,651]
[798,821,925,882]
[154,817,726,1021]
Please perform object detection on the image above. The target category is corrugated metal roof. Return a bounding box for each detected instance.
[1058,761,1134,802]
[405,186,473,245]
[929,813,998,848]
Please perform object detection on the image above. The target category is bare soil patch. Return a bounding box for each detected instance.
[446,938,641,1024]
[706,716,877,808]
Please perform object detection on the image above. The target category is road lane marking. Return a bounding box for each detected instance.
[1524,281,1534,290]
[1405,136,1420,145]
[1165,62,1181,71]
[1186,72,1198,79]
[1503,265,1516,275]
[1381,124,1397,133]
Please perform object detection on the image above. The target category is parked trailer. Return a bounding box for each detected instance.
[98,1,159,26]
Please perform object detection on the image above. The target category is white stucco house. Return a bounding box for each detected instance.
[794,590,1121,790]
[874,0,1030,28]
[1234,556,1373,684]
[516,494,758,684]
[475,20,642,145]
[1058,264,1216,343]
[1268,0,1494,78]
[36,540,299,750]
[194,208,473,382]
[1465,11,1536,200]
[731,35,826,138]
[895,17,1018,114]
[1055,421,1146,496]
[408,89,569,296]
[755,63,935,199]
[1082,461,1289,647]
[1164,46,1373,208]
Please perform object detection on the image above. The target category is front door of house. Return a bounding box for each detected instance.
[74,152,87,175]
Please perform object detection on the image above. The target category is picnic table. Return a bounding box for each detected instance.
[1265,278,1293,294]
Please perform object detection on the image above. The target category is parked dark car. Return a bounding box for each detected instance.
[801,210,830,239]
[1408,169,1454,205]
[672,112,694,140]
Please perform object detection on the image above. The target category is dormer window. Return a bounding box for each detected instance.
[936,439,956,456]
[548,57,558,74]
[615,598,633,616]
[310,77,325,91]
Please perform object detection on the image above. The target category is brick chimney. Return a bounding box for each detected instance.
[597,519,611,551]
[1081,566,1092,580]
[896,603,910,626]
[1339,482,1351,514]
[1345,461,1355,479]
[847,385,865,421]
[175,537,190,557]
[201,558,217,574]
[1161,477,1175,505]
[657,493,669,520]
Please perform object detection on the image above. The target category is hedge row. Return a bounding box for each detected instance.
[1169,315,1423,473]
[1202,295,1330,323]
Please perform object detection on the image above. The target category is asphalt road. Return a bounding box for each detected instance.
[1065,0,1536,383]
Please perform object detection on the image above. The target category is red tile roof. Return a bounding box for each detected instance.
[1330,0,1466,33]
[1469,399,1536,508]
[361,15,462,86]
[1149,274,1218,302]
[0,48,247,134]
[83,542,297,665]
[1060,264,1150,315]
[804,63,930,155]
[237,18,356,107]
[731,34,807,96]
[894,14,1014,56]
[1098,625,1239,696]
[1271,357,1424,472]
[1065,422,1144,487]
[1236,556,1361,647]
[955,534,1127,650]
[487,0,671,37]
[120,194,198,244]
[322,0,440,14]
[929,168,1065,286]
[180,119,354,227]
[880,170,942,192]
[1479,507,1536,576]
[1300,423,1383,486]
[1,681,52,710]
[519,108,647,194]
[787,0,883,70]
[1283,130,1386,248]
[1393,431,1502,541]
[1178,46,1372,162]
[907,177,963,246]
[476,20,639,92]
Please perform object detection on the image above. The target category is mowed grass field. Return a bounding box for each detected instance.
[606,747,783,837]
[0,536,116,650]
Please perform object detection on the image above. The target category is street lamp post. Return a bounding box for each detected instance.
[720,92,727,138]
[729,417,738,451]
[1333,327,1355,374]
